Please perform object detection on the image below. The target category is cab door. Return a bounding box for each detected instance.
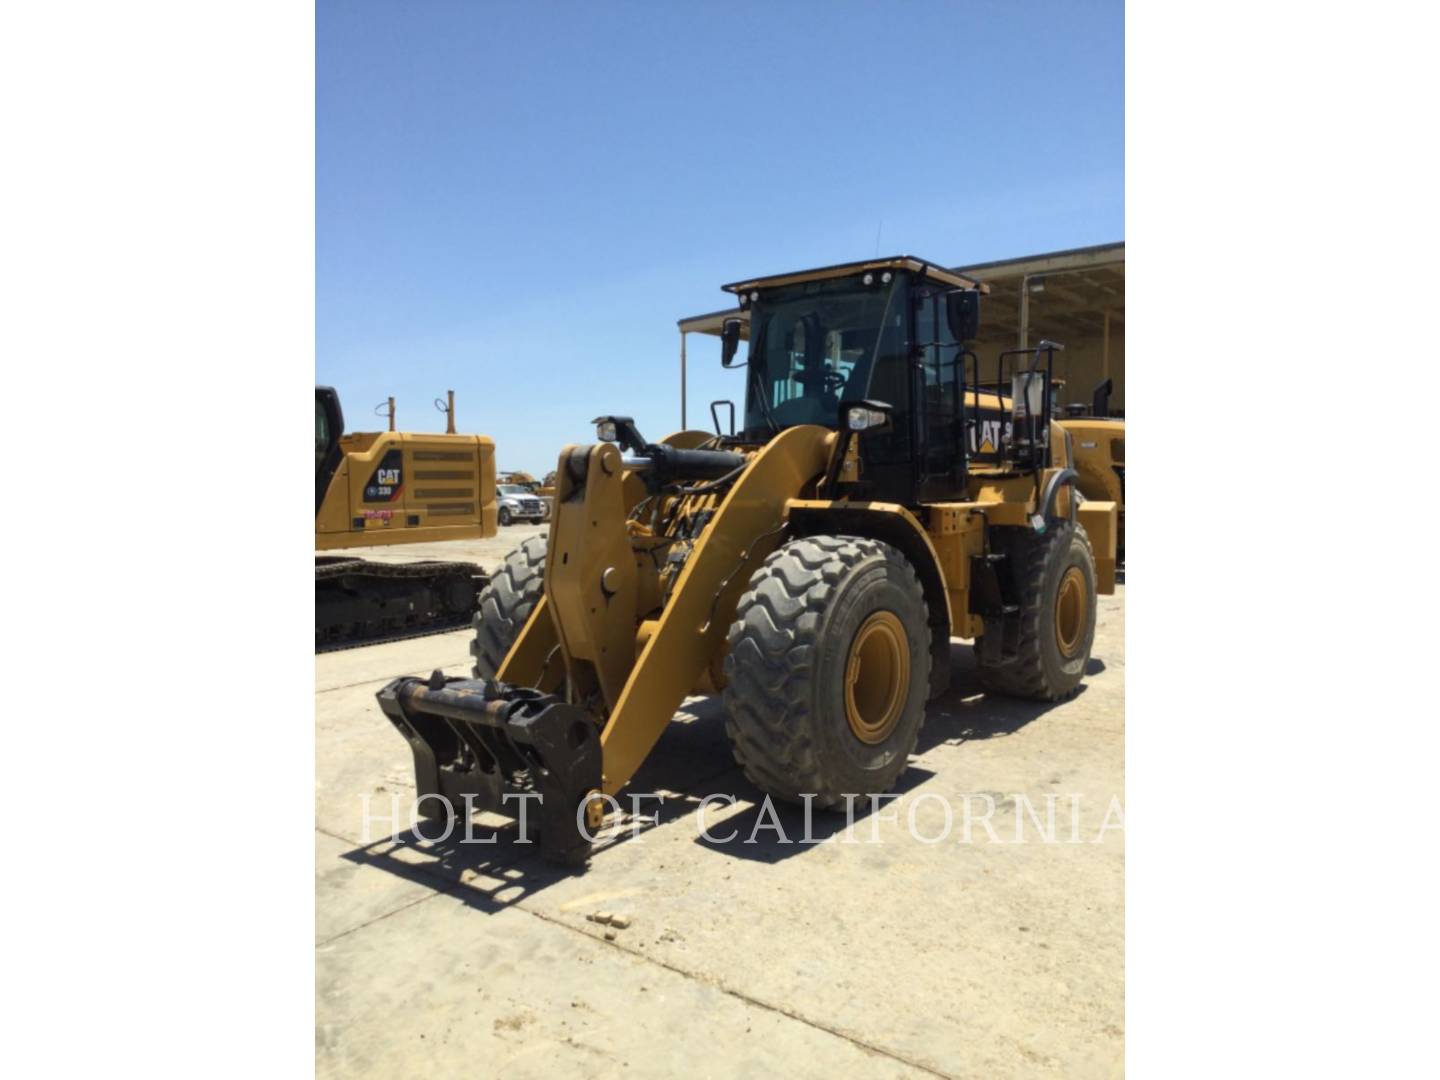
[315,386,345,514]
[912,287,966,502]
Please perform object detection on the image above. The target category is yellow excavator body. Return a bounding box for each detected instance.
[315,386,498,650]
[316,430,498,548]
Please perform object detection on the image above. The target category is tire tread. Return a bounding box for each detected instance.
[975,522,1095,702]
[470,534,547,677]
[721,535,929,807]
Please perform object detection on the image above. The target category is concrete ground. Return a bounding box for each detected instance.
[316,524,1125,1079]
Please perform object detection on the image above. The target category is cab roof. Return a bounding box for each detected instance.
[722,255,988,296]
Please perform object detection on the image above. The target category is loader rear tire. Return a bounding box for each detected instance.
[974,521,1097,701]
[470,533,547,678]
[722,535,931,809]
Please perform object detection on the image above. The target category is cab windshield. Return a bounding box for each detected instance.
[743,274,905,436]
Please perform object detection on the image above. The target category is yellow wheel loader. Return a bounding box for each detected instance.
[376,257,1118,863]
[1054,380,1124,561]
[316,386,498,650]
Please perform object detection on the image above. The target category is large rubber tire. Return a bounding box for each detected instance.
[470,534,547,678]
[721,535,932,809]
[974,521,1097,701]
[498,505,513,527]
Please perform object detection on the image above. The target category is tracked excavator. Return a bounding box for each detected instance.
[315,386,497,650]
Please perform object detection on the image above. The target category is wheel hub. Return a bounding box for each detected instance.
[844,610,909,744]
[1054,566,1087,658]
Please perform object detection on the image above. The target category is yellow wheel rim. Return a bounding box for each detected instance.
[1055,566,1088,658]
[844,610,910,744]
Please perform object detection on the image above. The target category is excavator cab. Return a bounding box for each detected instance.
[315,386,345,512]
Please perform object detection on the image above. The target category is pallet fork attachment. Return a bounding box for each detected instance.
[376,672,604,865]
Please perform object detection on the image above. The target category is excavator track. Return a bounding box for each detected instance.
[315,557,489,654]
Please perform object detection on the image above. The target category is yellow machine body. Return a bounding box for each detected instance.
[316,430,498,550]
[494,418,1115,797]
[1057,417,1124,504]
[375,257,1119,863]
[1056,416,1125,554]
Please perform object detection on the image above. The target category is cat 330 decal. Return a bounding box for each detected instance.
[364,449,404,502]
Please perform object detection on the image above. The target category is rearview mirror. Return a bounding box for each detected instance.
[945,290,980,342]
[720,317,743,367]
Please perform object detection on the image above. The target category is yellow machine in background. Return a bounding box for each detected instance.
[1053,378,1124,560]
[1059,417,1124,558]
[377,257,1118,863]
[315,386,498,650]
[496,470,540,492]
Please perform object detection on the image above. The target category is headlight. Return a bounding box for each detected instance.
[596,420,618,443]
[846,406,889,432]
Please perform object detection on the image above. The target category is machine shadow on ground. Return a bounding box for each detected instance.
[337,701,755,912]
[692,642,1086,862]
[339,639,1085,904]
[915,641,1091,752]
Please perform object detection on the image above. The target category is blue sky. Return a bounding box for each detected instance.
[318,0,1123,475]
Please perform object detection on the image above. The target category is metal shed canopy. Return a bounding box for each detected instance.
[678,244,1122,341]
[953,241,1124,346]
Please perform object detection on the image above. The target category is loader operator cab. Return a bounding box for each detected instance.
[722,257,1003,506]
